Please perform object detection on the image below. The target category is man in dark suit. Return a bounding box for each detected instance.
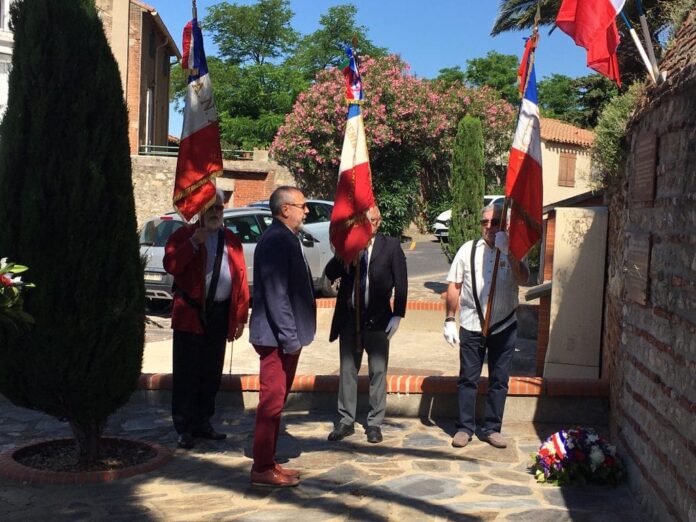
[326,206,408,444]
[248,186,317,487]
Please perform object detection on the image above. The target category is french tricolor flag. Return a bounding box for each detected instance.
[329,47,375,263]
[505,64,543,261]
[173,18,222,221]
[556,0,626,86]
[551,431,568,458]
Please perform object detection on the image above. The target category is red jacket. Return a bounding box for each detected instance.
[163,224,249,340]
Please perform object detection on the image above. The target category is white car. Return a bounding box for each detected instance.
[432,195,505,240]
[139,205,337,309]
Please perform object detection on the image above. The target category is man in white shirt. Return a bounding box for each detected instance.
[443,200,529,449]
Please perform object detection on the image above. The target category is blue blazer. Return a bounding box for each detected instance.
[249,219,317,351]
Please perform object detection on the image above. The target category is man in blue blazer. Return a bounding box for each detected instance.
[326,206,408,444]
[249,186,316,487]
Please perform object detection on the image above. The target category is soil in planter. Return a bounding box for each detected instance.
[14,439,157,472]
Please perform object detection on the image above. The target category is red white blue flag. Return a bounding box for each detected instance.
[556,0,625,86]
[330,47,375,262]
[551,430,568,458]
[173,18,222,221]
[505,63,543,260]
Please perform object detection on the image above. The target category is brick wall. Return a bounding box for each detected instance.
[603,13,696,521]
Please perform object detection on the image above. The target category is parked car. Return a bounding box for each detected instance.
[249,199,337,296]
[432,195,505,240]
[139,206,337,309]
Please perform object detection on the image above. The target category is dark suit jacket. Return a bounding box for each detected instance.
[327,234,407,342]
[249,219,317,351]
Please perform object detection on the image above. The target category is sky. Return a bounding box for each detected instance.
[154,0,592,136]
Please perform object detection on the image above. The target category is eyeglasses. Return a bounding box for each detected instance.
[207,204,224,212]
[369,217,382,225]
[479,218,501,227]
[286,202,308,210]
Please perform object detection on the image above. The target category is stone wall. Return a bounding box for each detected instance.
[603,13,696,521]
[130,151,294,226]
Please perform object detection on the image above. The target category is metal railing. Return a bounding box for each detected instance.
[138,144,255,160]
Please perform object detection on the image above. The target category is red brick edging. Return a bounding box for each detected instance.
[139,373,608,397]
[0,437,172,484]
[316,298,445,311]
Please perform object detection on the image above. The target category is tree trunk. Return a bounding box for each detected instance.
[69,420,104,467]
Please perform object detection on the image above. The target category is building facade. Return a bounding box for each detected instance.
[95,0,180,154]
[540,117,595,206]
[0,0,14,118]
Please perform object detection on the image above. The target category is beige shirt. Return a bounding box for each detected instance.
[447,239,519,334]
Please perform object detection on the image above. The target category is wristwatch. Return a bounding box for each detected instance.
[444,317,456,323]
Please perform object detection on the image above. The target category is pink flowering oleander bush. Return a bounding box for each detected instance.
[0,257,35,332]
[531,427,625,486]
[271,54,515,233]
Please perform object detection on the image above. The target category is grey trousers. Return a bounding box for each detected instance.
[337,323,389,428]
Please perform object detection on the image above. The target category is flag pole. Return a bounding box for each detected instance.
[350,37,363,351]
[481,3,540,338]
[635,0,663,82]
[192,0,197,20]
[620,12,657,84]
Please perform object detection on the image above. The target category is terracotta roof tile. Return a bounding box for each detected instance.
[540,117,595,147]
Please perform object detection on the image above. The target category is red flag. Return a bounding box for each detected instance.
[329,47,375,262]
[173,19,222,221]
[556,0,625,86]
[505,65,543,260]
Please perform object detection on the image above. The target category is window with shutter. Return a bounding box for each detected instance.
[558,152,576,187]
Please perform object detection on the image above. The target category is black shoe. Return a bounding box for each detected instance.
[366,426,383,444]
[192,425,227,440]
[328,423,355,441]
[177,433,195,449]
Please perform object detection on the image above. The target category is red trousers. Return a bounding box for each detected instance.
[252,345,301,472]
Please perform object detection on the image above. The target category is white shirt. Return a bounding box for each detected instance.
[447,239,519,334]
[204,230,232,302]
[352,237,374,309]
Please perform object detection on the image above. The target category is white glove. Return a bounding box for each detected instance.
[385,317,401,340]
[443,321,459,346]
[495,231,509,255]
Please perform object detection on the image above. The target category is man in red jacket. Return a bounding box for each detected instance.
[163,189,250,449]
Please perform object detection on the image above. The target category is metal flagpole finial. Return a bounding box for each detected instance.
[192,0,198,20]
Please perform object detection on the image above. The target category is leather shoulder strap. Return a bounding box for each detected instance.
[470,240,485,328]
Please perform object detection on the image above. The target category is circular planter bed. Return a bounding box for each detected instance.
[0,437,172,484]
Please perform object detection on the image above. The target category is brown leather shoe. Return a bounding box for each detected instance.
[451,431,471,448]
[250,468,299,487]
[479,431,507,448]
[275,463,300,478]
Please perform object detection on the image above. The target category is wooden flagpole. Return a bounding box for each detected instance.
[481,3,540,338]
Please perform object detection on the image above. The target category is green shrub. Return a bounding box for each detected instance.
[0,0,145,465]
[445,116,485,259]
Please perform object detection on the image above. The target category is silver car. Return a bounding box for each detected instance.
[139,206,337,308]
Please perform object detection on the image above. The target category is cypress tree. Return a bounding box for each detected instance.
[0,0,144,464]
[446,116,485,259]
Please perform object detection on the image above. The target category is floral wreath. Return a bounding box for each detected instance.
[531,427,624,485]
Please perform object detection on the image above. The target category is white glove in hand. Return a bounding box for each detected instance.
[443,321,459,346]
[495,231,509,255]
[385,317,401,340]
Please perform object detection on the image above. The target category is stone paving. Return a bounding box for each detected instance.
[0,395,646,521]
